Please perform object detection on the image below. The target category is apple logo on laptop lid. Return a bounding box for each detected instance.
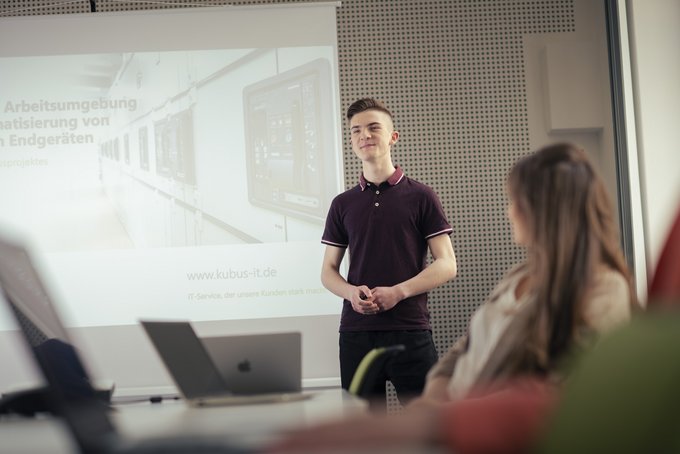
[237,360,251,373]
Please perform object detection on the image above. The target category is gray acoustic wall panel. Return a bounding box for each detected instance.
[1,0,576,409]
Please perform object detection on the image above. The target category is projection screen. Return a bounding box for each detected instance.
[0,2,344,395]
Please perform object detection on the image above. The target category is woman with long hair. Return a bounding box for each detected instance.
[423,142,637,401]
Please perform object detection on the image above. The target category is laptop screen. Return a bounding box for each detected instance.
[140,320,231,400]
[0,234,117,452]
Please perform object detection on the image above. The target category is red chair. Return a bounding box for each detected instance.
[648,204,680,306]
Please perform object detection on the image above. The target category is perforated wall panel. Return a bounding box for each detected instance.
[1,0,576,410]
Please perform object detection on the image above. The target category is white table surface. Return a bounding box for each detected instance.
[0,388,367,453]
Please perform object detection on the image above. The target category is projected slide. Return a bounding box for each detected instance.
[0,1,346,329]
[0,46,342,326]
[0,4,344,392]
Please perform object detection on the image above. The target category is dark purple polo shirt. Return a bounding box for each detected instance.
[321,166,453,332]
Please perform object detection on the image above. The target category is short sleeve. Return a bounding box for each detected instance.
[420,184,453,240]
[321,196,348,248]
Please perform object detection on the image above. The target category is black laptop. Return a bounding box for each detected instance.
[0,230,251,453]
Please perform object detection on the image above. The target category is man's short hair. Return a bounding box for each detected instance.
[346,98,394,121]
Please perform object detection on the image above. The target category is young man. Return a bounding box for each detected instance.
[321,98,457,408]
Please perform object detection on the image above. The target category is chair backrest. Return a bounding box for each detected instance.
[648,204,680,307]
[348,344,405,397]
[535,312,680,453]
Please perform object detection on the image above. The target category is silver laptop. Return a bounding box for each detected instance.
[140,321,310,406]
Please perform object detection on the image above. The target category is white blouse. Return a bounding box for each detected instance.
[446,267,631,400]
[447,269,530,400]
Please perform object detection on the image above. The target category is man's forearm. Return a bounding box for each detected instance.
[321,268,354,301]
[396,256,457,300]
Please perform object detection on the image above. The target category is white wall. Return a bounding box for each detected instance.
[525,0,618,216]
[626,0,680,277]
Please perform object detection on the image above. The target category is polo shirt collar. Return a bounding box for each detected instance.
[359,166,405,191]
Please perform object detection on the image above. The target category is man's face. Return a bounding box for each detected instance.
[349,109,399,164]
